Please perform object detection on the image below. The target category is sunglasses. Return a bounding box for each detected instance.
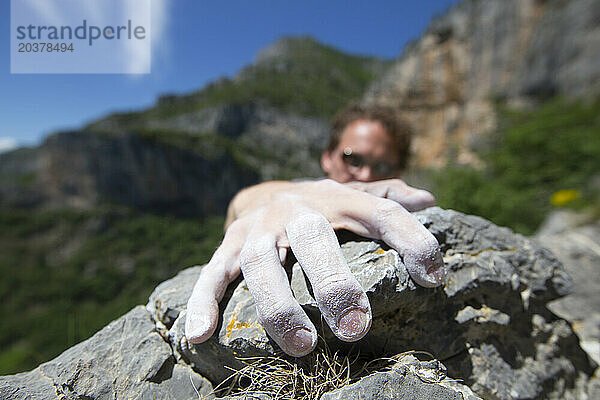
[341,147,398,178]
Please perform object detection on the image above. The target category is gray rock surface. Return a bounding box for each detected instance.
[537,211,600,365]
[0,306,214,400]
[2,208,598,399]
[320,355,481,400]
[146,207,596,399]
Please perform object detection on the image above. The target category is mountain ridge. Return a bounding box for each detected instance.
[1,36,391,214]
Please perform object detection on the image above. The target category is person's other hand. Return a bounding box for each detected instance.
[185,179,445,357]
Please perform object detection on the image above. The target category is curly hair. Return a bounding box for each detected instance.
[327,103,412,171]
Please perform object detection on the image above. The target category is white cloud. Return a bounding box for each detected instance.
[0,137,19,154]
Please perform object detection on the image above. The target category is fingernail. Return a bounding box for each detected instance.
[427,264,446,283]
[282,327,316,357]
[336,308,370,341]
[426,251,446,285]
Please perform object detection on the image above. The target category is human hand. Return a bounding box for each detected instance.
[185,179,445,357]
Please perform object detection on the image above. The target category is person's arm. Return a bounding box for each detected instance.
[186,179,445,357]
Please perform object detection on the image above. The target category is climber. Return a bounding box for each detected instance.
[319,103,412,183]
[185,103,446,357]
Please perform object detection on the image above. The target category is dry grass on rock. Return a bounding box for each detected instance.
[204,339,440,400]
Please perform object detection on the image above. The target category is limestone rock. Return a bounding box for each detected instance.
[363,0,600,168]
[537,213,600,365]
[147,266,261,384]
[147,207,596,399]
[320,355,482,400]
[3,208,597,399]
[0,306,214,400]
[88,103,330,182]
[147,265,203,329]
[0,131,259,215]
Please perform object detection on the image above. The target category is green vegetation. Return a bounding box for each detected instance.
[136,128,306,180]
[0,207,224,374]
[432,98,600,234]
[136,128,230,160]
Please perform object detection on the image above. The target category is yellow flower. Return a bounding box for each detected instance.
[550,189,581,206]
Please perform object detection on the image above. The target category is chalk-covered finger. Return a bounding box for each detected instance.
[286,212,371,342]
[335,192,446,288]
[381,181,435,211]
[185,220,246,343]
[372,199,445,287]
[239,234,317,357]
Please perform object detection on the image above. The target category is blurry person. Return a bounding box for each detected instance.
[321,103,411,183]
[185,104,445,357]
[225,104,434,226]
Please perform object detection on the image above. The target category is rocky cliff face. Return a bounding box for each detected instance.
[363,0,600,168]
[3,208,598,399]
[89,103,329,181]
[0,130,259,216]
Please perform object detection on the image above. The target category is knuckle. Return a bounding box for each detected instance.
[271,192,301,205]
[256,301,300,331]
[374,198,404,224]
[225,218,245,237]
[314,277,366,315]
[315,178,341,189]
[388,178,406,186]
[287,212,330,236]
[239,237,274,273]
[286,213,334,249]
[311,178,345,194]
[409,232,440,258]
[259,300,294,320]
[313,271,357,294]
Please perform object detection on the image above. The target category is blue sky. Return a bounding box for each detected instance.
[0,0,458,151]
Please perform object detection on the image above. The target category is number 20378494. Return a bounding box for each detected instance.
[18,42,74,53]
